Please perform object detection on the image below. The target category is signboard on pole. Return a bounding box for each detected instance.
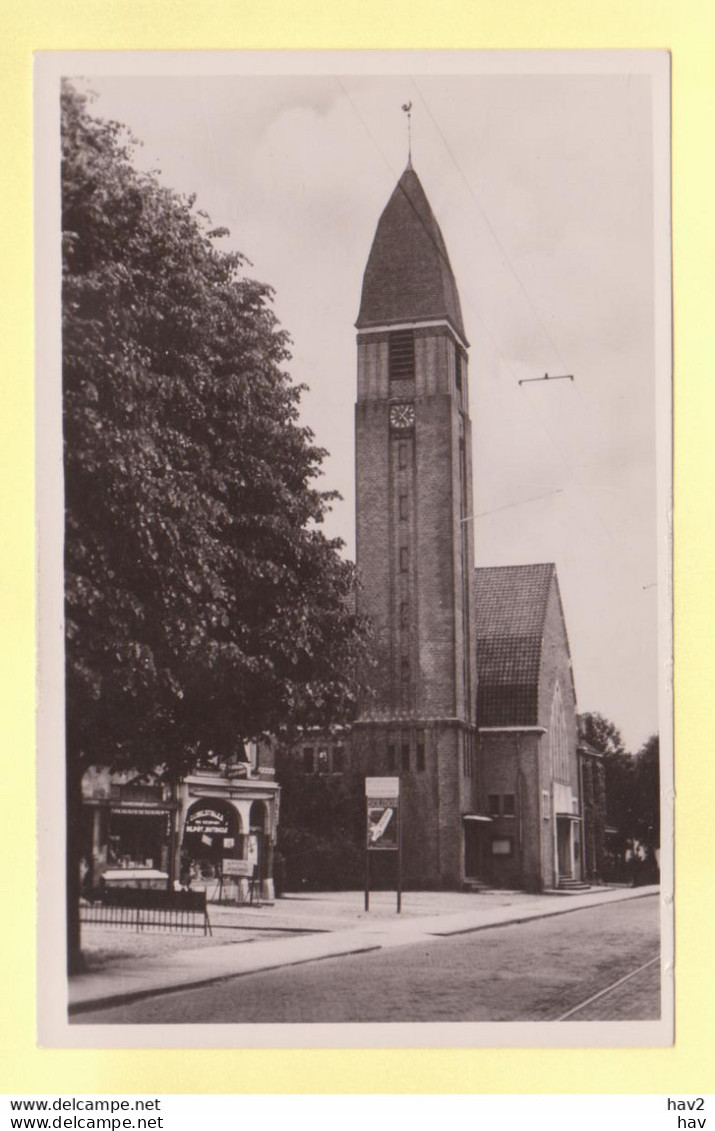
[222,859,253,877]
[364,776,401,912]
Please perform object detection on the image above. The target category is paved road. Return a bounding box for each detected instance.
[81,893,660,1024]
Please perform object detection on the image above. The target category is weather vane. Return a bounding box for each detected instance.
[518,372,575,386]
[401,101,413,165]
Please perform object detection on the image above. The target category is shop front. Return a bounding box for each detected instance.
[176,764,280,902]
[80,748,280,902]
[80,769,179,890]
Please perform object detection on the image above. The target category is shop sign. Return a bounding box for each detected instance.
[222,859,253,877]
[184,807,231,835]
[111,806,171,818]
[365,776,399,800]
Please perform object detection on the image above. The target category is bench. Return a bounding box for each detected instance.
[80,887,212,936]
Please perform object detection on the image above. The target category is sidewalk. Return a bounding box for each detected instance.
[69,885,659,1017]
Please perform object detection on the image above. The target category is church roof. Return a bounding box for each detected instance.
[475,563,555,727]
[356,165,466,341]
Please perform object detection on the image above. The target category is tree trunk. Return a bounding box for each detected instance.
[66,762,86,974]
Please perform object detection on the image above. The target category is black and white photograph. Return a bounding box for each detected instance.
[35,51,673,1047]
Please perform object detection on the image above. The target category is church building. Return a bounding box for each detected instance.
[287,161,601,893]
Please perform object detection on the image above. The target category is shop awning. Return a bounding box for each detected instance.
[462,814,493,823]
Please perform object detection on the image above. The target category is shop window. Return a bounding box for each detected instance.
[333,746,344,774]
[387,744,396,771]
[401,743,410,772]
[317,748,329,774]
[503,794,516,817]
[491,837,513,856]
[488,794,501,817]
[389,329,415,380]
[303,746,315,773]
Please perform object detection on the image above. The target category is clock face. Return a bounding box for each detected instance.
[389,403,415,429]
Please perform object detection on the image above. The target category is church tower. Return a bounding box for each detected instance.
[353,164,478,887]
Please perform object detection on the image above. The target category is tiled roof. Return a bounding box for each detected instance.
[356,165,466,340]
[475,563,555,727]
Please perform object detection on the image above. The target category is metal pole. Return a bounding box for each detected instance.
[365,845,370,912]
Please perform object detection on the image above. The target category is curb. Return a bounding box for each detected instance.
[429,887,658,936]
[69,944,381,1018]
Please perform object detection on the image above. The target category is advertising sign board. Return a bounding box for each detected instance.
[222,859,253,877]
[366,797,399,850]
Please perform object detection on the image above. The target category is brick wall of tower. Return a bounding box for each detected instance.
[349,721,475,887]
[355,398,391,712]
[413,393,458,717]
[354,322,477,887]
[356,327,475,729]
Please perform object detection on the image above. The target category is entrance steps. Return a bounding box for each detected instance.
[557,878,591,892]
[462,879,492,894]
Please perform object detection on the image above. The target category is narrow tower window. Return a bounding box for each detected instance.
[399,546,409,573]
[455,347,463,392]
[416,732,426,772]
[389,330,415,380]
[399,494,408,520]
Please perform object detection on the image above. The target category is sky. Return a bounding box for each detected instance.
[71,64,666,752]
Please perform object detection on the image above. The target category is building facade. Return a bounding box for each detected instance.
[283,162,601,892]
[80,745,280,901]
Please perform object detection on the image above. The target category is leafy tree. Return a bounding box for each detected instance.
[61,83,372,969]
[273,752,365,891]
[579,711,635,864]
[579,713,661,877]
[633,734,660,860]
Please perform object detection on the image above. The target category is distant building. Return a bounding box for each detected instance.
[282,162,604,892]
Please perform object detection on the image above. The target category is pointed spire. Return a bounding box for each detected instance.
[356,164,466,341]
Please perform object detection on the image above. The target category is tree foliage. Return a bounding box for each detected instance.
[273,752,365,891]
[62,81,373,783]
[578,712,660,865]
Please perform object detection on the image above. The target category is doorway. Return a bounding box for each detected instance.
[556,815,573,880]
[464,822,484,880]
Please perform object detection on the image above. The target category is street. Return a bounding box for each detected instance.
[80,892,660,1024]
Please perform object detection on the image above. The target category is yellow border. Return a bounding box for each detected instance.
[3,0,713,1095]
